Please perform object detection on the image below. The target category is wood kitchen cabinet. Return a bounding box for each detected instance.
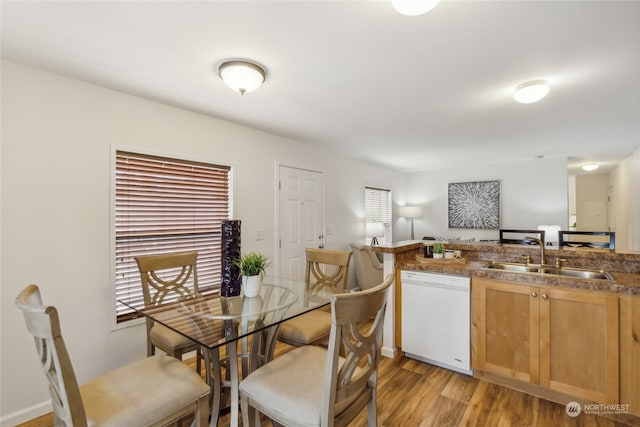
[472,277,619,405]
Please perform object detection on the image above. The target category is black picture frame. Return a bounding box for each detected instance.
[448,180,501,229]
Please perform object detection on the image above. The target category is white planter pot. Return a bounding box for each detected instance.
[242,275,263,298]
[433,253,444,259]
[242,296,263,320]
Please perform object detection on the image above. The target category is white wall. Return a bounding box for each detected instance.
[398,158,568,242]
[610,147,640,251]
[0,60,405,424]
[576,173,609,231]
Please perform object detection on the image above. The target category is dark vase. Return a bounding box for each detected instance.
[221,219,241,296]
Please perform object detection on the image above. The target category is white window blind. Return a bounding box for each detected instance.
[364,186,392,246]
[115,151,231,322]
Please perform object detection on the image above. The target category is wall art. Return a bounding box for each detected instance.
[448,180,501,229]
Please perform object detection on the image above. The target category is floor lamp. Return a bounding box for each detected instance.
[399,206,422,240]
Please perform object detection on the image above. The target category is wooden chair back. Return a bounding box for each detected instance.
[305,248,352,291]
[135,251,200,307]
[16,284,88,426]
[349,242,383,291]
[499,229,546,245]
[135,251,201,359]
[558,231,615,249]
[324,273,394,425]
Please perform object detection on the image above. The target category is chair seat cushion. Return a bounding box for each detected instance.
[277,310,331,346]
[81,354,209,426]
[150,323,197,351]
[240,345,327,426]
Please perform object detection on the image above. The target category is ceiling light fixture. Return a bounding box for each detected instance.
[582,163,599,171]
[391,0,441,16]
[513,80,550,104]
[218,60,266,95]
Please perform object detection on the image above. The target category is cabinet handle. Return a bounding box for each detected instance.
[541,294,549,300]
[531,292,537,298]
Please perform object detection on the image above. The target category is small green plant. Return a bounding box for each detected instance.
[233,252,270,277]
[433,242,445,254]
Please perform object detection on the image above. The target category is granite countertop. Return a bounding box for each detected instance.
[376,241,640,296]
[398,258,640,296]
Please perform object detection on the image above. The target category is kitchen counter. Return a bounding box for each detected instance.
[398,258,640,296]
[376,240,640,296]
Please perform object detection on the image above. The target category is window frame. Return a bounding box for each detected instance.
[110,147,234,327]
[364,186,392,246]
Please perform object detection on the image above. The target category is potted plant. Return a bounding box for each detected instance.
[233,252,270,297]
[432,242,445,259]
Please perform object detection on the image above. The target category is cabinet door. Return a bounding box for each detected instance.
[539,287,619,403]
[473,277,540,383]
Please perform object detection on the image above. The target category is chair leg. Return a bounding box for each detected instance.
[194,395,209,427]
[240,394,252,427]
[367,390,377,427]
[196,348,202,375]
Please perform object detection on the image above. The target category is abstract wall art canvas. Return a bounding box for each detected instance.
[448,180,501,229]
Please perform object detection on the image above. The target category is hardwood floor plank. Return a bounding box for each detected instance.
[17,347,639,427]
[418,395,467,427]
[441,371,480,404]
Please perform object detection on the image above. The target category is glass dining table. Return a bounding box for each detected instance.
[118,276,342,427]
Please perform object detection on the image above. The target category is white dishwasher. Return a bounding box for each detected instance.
[401,270,472,376]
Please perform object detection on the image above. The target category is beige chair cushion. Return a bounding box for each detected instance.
[150,323,197,350]
[81,354,210,426]
[240,346,356,425]
[277,310,331,347]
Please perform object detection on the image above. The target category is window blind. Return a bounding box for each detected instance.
[364,186,392,246]
[115,151,231,322]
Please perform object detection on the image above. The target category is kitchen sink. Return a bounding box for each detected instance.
[483,261,615,281]
[483,262,540,273]
[539,266,614,280]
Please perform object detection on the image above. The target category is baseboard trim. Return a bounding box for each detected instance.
[1,400,51,427]
[381,345,397,358]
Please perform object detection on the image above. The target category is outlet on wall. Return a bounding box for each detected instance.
[256,229,264,241]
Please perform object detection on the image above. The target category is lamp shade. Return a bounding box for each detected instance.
[365,222,385,238]
[538,224,561,245]
[219,60,265,95]
[398,206,422,218]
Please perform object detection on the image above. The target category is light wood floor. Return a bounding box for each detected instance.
[19,342,636,427]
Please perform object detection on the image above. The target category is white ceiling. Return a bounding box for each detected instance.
[2,1,639,175]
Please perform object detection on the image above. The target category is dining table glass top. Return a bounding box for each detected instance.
[117,276,343,349]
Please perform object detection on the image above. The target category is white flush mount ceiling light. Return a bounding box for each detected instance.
[582,163,599,171]
[513,80,550,104]
[391,0,441,16]
[218,60,266,95]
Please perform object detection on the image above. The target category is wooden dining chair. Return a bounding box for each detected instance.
[350,242,383,291]
[558,230,616,249]
[15,284,210,427]
[499,229,546,245]
[240,274,394,427]
[135,250,203,372]
[277,248,352,347]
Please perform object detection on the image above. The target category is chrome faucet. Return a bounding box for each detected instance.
[525,236,545,265]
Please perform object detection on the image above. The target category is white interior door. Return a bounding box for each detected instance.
[278,166,323,281]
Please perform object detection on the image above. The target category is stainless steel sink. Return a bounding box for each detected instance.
[483,261,541,273]
[483,261,614,281]
[539,266,614,280]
